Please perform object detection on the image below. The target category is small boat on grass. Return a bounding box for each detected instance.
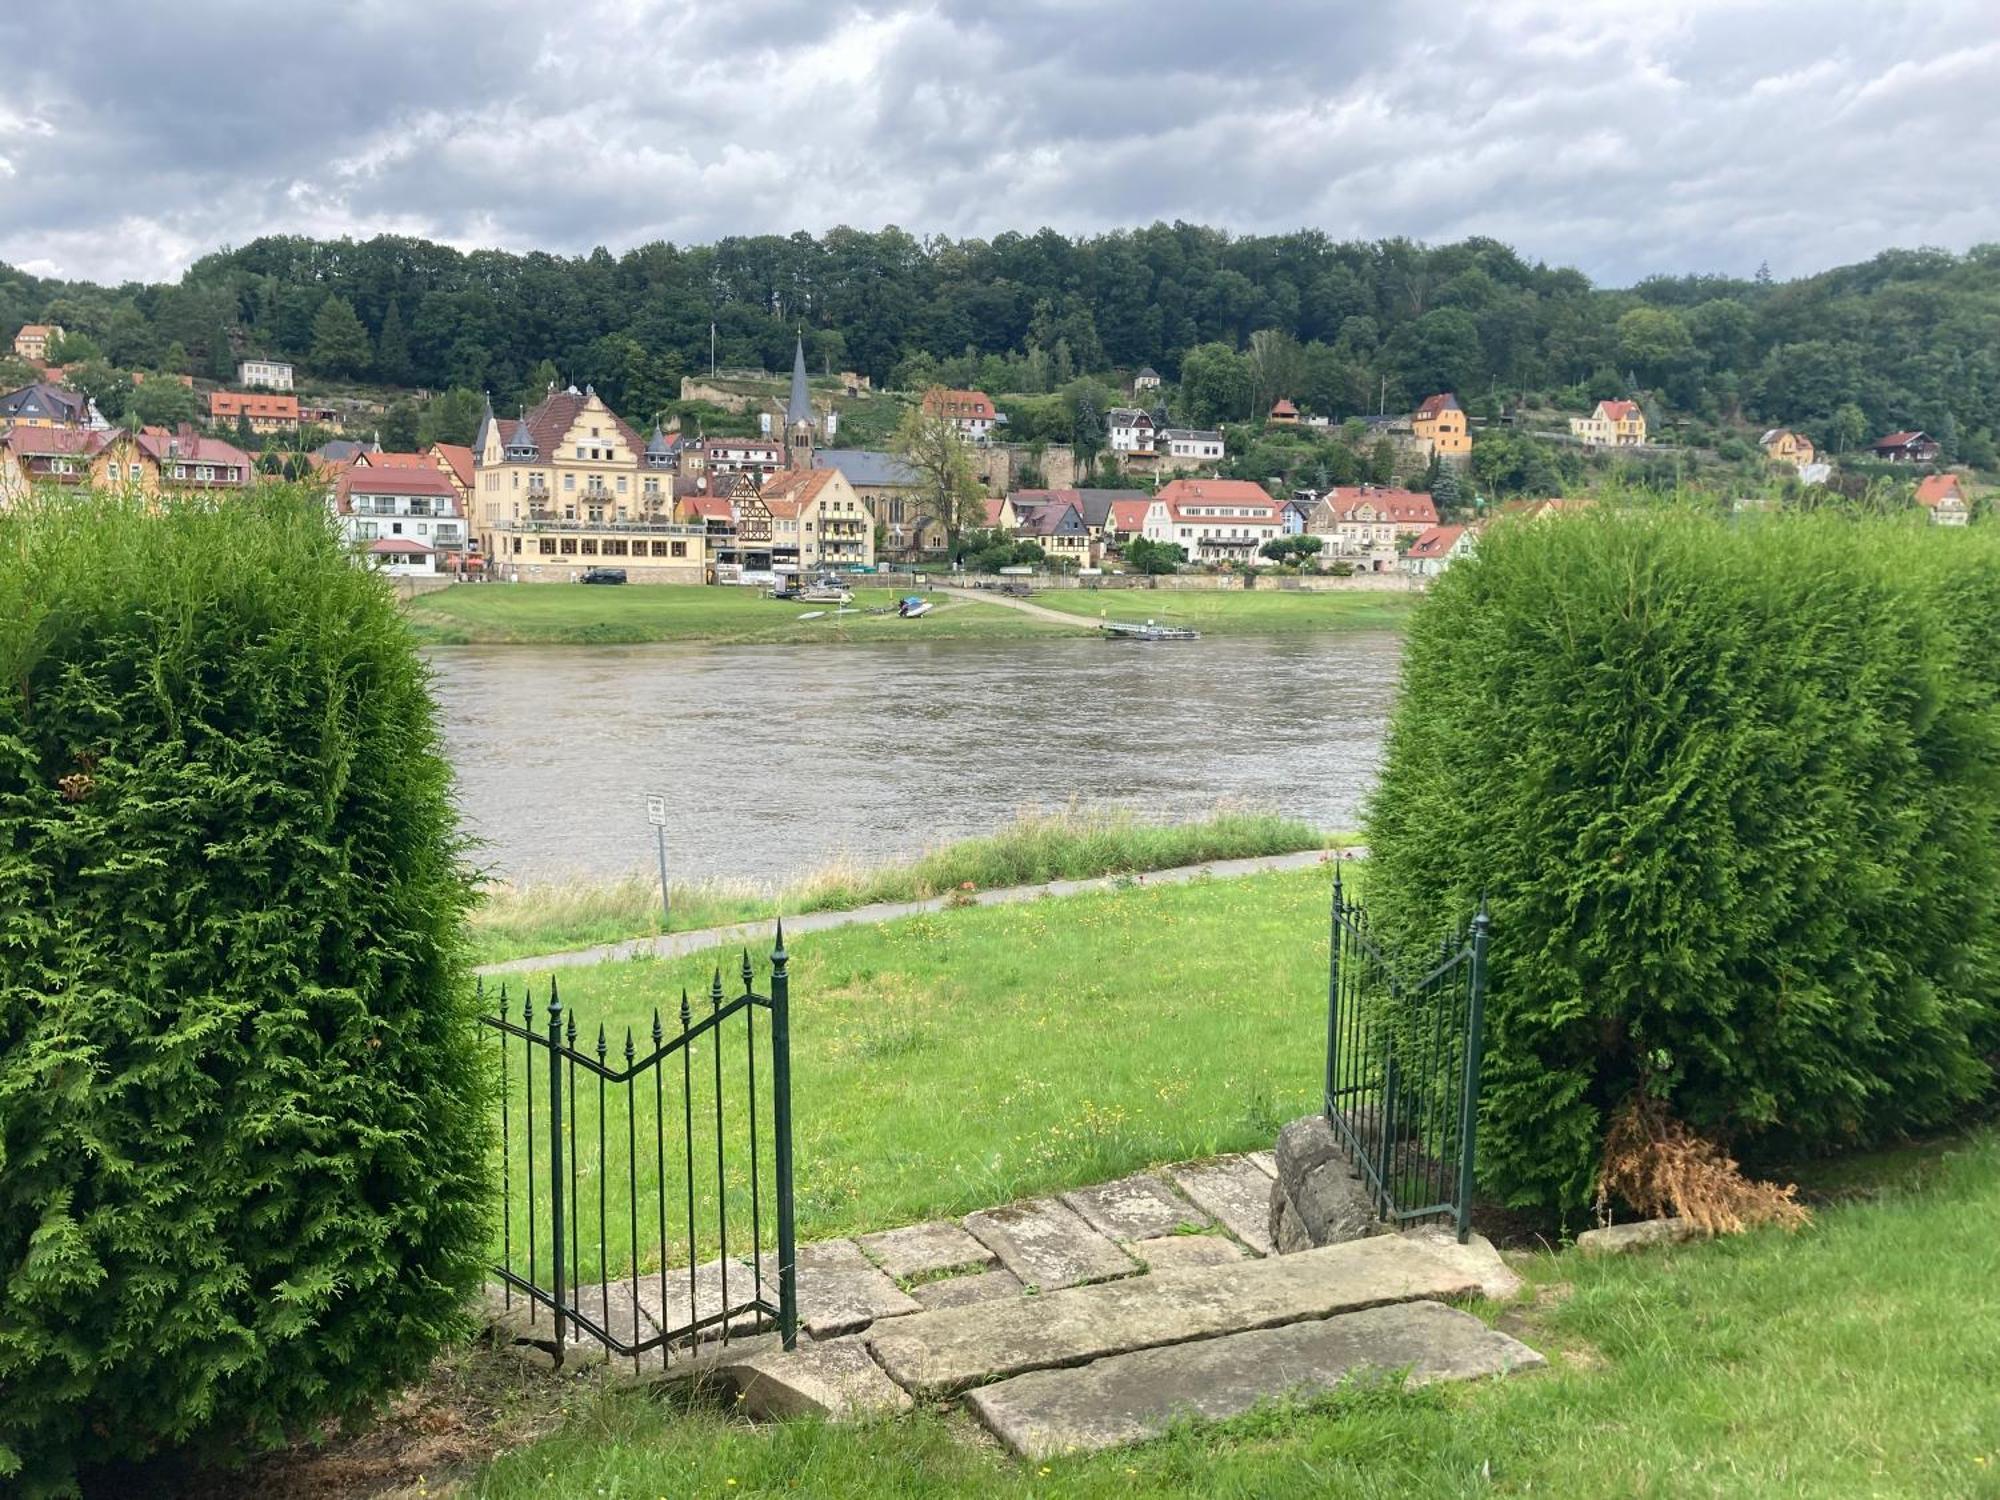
[1101,618,1199,642]
[796,610,826,621]
[898,595,933,618]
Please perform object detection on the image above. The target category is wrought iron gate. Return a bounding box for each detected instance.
[1324,865,1488,1242]
[481,924,797,1365]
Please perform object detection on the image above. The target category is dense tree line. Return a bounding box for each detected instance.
[3,229,1997,460]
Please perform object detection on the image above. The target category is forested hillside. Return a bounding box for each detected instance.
[4,227,1997,462]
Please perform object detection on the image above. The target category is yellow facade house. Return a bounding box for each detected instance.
[1413,393,1471,456]
[1759,428,1816,466]
[472,384,705,582]
[1570,399,1647,448]
[759,467,876,573]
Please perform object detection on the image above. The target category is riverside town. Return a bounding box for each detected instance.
[4,5,2000,1498]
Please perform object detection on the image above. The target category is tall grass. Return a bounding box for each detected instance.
[469,804,1341,963]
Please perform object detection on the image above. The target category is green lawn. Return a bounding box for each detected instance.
[1026,587,1419,635]
[469,809,1340,965]
[404,585,1080,645]
[403,581,1420,645]
[487,866,1340,1283]
[471,1129,2000,1498]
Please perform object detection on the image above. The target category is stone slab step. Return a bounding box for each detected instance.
[909,1268,1024,1310]
[856,1219,997,1281]
[635,1258,774,1344]
[1128,1233,1245,1271]
[1063,1173,1209,1242]
[725,1335,914,1421]
[866,1233,1480,1398]
[963,1197,1139,1291]
[796,1238,923,1339]
[1169,1155,1279,1255]
[965,1300,1545,1458]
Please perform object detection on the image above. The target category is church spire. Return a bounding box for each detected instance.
[786,332,812,429]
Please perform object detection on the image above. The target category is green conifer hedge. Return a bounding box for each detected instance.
[1366,510,2000,1218]
[0,492,489,1495]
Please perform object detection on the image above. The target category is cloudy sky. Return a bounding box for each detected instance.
[2,1,1996,290]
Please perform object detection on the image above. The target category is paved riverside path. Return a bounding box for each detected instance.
[936,585,1111,629]
[474,846,1350,976]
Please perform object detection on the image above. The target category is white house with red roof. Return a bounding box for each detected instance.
[921,387,1005,443]
[332,464,466,575]
[1307,485,1440,571]
[1401,523,1476,578]
[1570,399,1647,448]
[1143,478,1283,566]
[1915,472,1970,526]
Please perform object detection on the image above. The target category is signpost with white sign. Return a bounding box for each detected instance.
[647,793,670,930]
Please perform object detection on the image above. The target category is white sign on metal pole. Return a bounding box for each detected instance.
[646,794,668,828]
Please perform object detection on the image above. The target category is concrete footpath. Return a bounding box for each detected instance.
[475,846,1356,977]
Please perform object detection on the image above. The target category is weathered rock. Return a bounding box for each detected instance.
[856,1220,997,1281]
[1248,1149,1278,1179]
[963,1197,1139,1291]
[1168,1156,1277,1255]
[965,1300,1545,1458]
[725,1336,913,1420]
[1062,1173,1208,1242]
[908,1268,1023,1310]
[1399,1227,1522,1301]
[1128,1233,1246,1270]
[1271,1114,1379,1252]
[795,1239,923,1339]
[866,1234,1480,1397]
[1575,1218,1704,1257]
[1271,1189,1312,1256]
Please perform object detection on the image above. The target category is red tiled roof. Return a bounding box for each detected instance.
[209,391,299,421]
[1109,498,1152,534]
[1415,393,1461,419]
[133,426,252,476]
[1594,400,1640,421]
[1269,399,1299,417]
[510,387,645,464]
[1,425,105,456]
[432,442,475,488]
[922,388,998,421]
[1406,524,1467,559]
[983,497,1009,526]
[1875,431,1928,449]
[1155,479,1276,508]
[369,537,434,555]
[758,467,837,517]
[1317,486,1440,527]
[678,495,733,522]
[1915,473,1965,507]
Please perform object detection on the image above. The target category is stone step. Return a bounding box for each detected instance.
[1168,1155,1278,1255]
[866,1233,1481,1398]
[795,1238,923,1340]
[856,1219,998,1281]
[724,1335,914,1421]
[965,1300,1545,1458]
[1063,1173,1210,1242]
[963,1197,1140,1291]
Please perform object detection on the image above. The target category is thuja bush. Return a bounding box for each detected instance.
[0,492,490,1495]
[1365,509,2000,1218]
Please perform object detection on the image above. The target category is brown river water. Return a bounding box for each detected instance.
[427,631,1403,884]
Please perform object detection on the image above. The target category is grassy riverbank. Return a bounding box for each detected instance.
[406,584,1076,645]
[1024,587,1419,635]
[470,807,1340,964]
[494,864,1339,1262]
[469,1129,1999,1498]
[404,581,1418,645]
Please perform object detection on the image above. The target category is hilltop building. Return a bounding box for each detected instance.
[1413,393,1471,457]
[1570,400,1646,448]
[12,324,61,362]
[238,358,294,391]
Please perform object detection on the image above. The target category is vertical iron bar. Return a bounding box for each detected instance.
[710,970,728,1343]
[681,989,696,1347]
[596,1025,608,1345]
[653,1009,669,1369]
[1456,903,1491,1244]
[524,987,537,1327]
[547,981,567,1360]
[1377,1034,1399,1221]
[494,981,510,1310]
[743,950,764,1309]
[770,922,798,1350]
[626,1027,639,1373]
[567,1010,579,1311]
[1324,866,1343,1120]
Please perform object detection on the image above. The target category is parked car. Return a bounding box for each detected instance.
[580,567,627,585]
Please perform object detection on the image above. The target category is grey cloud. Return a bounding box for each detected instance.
[1,0,1997,287]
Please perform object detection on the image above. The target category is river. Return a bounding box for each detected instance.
[428,632,1403,884]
